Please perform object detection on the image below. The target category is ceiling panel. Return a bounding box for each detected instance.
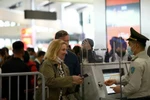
[0,0,91,10]
[0,0,22,8]
[36,0,93,4]
[0,0,92,39]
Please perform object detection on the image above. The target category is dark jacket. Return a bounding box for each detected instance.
[64,50,80,75]
[82,50,103,63]
[2,57,31,100]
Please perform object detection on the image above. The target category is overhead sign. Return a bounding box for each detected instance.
[24,10,57,20]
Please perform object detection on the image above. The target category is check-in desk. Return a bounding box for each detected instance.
[81,61,130,100]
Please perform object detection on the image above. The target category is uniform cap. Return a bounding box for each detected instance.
[127,27,149,44]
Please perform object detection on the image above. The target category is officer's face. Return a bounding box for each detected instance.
[128,41,137,54]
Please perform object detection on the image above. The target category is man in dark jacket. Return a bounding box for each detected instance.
[2,41,31,100]
[55,30,80,76]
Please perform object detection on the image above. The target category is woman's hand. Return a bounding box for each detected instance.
[72,76,83,84]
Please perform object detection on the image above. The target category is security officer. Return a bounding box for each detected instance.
[104,27,150,100]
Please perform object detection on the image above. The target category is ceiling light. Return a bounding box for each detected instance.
[50,8,56,12]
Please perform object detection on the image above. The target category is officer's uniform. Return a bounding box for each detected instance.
[116,28,150,100]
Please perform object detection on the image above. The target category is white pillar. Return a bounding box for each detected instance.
[93,0,106,58]
[93,0,106,49]
[24,0,36,47]
[141,0,150,48]
[56,2,65,29]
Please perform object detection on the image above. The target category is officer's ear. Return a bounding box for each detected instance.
[136,41,142,49]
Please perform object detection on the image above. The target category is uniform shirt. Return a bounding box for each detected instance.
[117,51,150,99]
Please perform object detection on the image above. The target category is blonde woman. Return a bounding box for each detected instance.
[36,39,83,100]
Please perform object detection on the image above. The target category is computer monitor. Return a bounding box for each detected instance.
[102,68,124,95]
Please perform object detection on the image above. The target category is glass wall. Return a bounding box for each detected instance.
[106,0,141,51]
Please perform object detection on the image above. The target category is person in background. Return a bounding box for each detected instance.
[27,47,36,61]
[23,51,37,100]
[82,38,103,63]
[72,45,82,94]
[104,48,110,62]
[105,27,150,100]
[0,49,7,67]
[55,30,80,76]
[2,47,11,60]
[36,39,83,100]
[113,46,128,61]
[23,51,37,86]
[68,45,71,50]
[147,45,150,57]
[0,49,7,100]
[34,51,45,71]
[108,37,128,62]
[73,45,81,63]
[2,41,31,100]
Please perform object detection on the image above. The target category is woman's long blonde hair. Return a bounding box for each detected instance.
[44,39,67,61]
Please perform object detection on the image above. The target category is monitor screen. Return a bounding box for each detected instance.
[102,68,124,94]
